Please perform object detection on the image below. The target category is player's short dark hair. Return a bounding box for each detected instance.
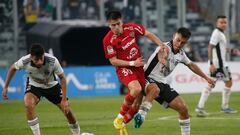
[106,11,122,21]
[30,43,44,58]
[217,15,227,20]
[177,27,191,39]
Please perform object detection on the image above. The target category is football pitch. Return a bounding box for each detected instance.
[0,92,239,135]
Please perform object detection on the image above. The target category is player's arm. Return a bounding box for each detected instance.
[2,64,17,100]
[186,62,215,88]
[109,56,144,67]
[58,73,70,114]
[208,44,216,73]
[144,30,164,47]
[54,58,69,114]
[58,73,67,101]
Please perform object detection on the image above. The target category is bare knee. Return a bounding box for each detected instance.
[145,83,159,100]
[129,85,142,97]
[225,80,232,88]
[178,105,189,119]
[24,94,38,112]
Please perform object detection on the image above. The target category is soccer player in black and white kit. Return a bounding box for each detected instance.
[133,28,216,135]
[2,44,80,135]
[195,15,237,116]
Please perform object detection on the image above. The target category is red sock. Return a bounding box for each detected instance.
[119,94,135,116]
[123,107,138,124]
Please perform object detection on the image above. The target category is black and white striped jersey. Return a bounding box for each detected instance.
[144,41,192,83]
[14,53,63,89]
[209,28,227,68]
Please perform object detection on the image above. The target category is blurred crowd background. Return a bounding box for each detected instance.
[0,0,240,67]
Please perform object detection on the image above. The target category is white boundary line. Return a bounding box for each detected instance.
[147,112,240,121]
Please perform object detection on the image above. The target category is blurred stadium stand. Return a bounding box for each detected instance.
[0,0,240,67]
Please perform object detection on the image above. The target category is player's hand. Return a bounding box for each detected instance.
[207,77,216,88]
[61,99,70,114]
[134,57,144,67]
[2,87,9,100]
[209,64,216,73]
[158,46,169,65]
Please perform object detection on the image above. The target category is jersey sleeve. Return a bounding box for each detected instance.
[209,30,219,46]
[53,58,64,75]
[102,36,116,59]
[131,23,145,36]
[14,57,25,70]
[181,51,192,65]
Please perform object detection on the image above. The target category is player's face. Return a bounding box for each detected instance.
[31,55,44,68]
[216,18,227,30]
[108,18,123,35]
[172,33,188,53]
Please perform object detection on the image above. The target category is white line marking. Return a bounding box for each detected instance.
[155,112,240,121]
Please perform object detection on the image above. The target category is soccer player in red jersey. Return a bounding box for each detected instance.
[102,11,164,135]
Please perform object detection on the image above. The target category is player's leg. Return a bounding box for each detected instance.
[134,82,159,128]
[195,84,212,116]
[221,79,237,113]
[56,105,80,135]
[196,69,218,116]
[169,96,190,135]
[123,93,143,124]
[24,90,41,135]
[220,67,237,113]
[121,70,146,125]
[44,84,80,135]
[134,83,160,128]
[114,80,142,129]
[120,80,142,117]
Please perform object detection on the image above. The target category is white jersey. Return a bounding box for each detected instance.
[209,28,227,68]
[14,53,63,89]
[144,41,192,83]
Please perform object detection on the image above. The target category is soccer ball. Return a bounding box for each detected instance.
[81,132,94,135]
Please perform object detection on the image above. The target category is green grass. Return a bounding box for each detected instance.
[0,92,239,135]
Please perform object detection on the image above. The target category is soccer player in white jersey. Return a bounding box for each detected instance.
[2,44,80,135]
[133,27,216,135]
[195,15,237,116]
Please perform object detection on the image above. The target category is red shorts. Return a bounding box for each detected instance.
[116,67,145,90]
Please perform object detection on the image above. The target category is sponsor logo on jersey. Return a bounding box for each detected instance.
[122,38,135,50]
[127,47,138,59]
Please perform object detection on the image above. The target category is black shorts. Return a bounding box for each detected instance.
[145,77,179,108]
[25,84,63,104]
[210,66,232,81]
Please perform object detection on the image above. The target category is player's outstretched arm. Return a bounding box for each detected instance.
[2,64,17,100]
[144,30,165,47]
[58,73,70,114]
[186,62,215,88]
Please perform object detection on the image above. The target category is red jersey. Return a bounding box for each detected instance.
[103,23,145,62]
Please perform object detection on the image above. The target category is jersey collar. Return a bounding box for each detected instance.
[216,27,224,33]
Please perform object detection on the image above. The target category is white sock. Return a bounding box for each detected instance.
[28,117,41,135]
[69,122,80,135]
[179,118,190,135]
[139,101,152,118]
[117,113,124,118]
[198,86,212,109]
[222,87,231,109]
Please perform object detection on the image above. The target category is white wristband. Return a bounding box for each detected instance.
[129,61,135,66]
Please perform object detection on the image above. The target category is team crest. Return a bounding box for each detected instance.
[107,45,114,54]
